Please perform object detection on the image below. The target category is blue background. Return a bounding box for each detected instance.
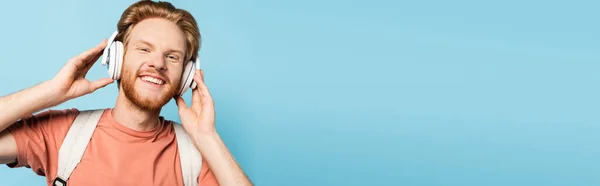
[1,0,599,185]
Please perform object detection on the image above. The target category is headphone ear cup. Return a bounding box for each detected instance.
[107,42,118,79]
[113,41,124,80]
[178,61,196,95]
[101,31,118,69]
[190,57,199,90]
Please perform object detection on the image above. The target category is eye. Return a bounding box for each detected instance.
[167,54,180,62]
[139,48,150,53]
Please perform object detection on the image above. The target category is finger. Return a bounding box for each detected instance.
[82,38,108,62]
[72,39,108,67]
[81,50,104,78]
[192,71,204,95]
[174,96,189,110]
[86,46,105,67]
[90,78,114,91]
[191,82,202,111]
[195,70,213,103]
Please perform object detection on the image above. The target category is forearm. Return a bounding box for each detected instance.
[194,132,252,186]
[0,80,59,132]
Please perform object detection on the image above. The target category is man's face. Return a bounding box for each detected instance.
[120,18,187,111]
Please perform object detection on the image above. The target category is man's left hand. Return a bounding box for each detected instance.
[174,69,254,185]
[174,69,216,142]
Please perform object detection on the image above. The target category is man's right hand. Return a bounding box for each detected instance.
[0,38,117,162]
[48,39,115,107]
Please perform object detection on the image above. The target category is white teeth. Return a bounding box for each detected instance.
[141,76,164,85]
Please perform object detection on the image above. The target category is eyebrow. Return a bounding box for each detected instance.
[134,39,185,56]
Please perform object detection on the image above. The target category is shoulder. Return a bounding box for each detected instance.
[7,108,104,148]
[5,108,83,170]
[34,108,80,119]
[10,108,81,130]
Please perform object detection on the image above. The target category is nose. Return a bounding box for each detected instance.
[147,52,167,71]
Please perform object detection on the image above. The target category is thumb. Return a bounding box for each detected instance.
[90,78,115,91]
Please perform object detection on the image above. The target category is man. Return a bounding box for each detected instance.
[0,1,252,185]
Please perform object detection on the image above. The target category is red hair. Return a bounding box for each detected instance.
[115,0,201,62]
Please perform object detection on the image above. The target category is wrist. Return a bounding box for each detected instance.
[190,130,251,185]
[37,80,66,108]
[192,130,223,153]
[193,130,220,145]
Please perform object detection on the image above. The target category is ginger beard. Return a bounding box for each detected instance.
[120,66,181,111]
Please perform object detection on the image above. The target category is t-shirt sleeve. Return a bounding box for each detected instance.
[198,158,219,185]
[5,108,79,176]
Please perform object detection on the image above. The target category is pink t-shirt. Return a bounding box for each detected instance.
[7,108,219,186]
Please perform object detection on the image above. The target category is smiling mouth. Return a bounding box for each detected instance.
[140,76,165,85]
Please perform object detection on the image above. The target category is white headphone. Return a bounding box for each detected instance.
[100,31,199,95]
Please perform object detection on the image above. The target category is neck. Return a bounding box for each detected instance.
[112,91,161,132]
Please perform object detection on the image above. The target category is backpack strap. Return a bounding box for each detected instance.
[173,122,203,186]
[53,109,104,186]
